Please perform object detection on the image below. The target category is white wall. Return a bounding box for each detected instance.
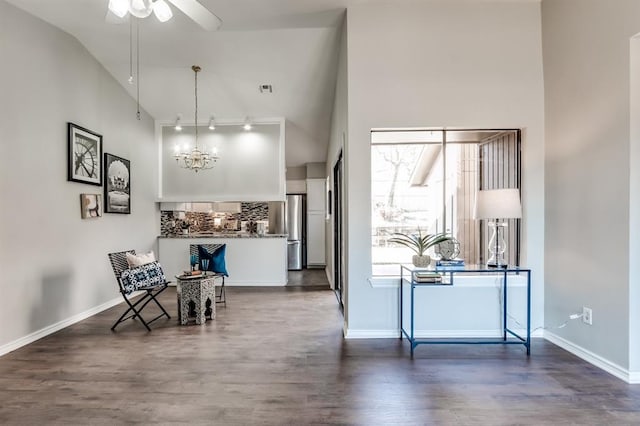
[542,0,640,374]
[343,0,545,336]
[630,37,640,376]
[0,1,158,351]
[160,122,285,201]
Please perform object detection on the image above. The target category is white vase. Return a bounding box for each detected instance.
[412,255,431,268]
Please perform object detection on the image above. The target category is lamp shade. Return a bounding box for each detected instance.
[474,188,522,219]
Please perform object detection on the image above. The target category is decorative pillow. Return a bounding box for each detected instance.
[198,244,229,277]
[126,251,156,268]
[120,261,166,294]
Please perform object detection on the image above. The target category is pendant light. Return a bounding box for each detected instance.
[174,66,219,172]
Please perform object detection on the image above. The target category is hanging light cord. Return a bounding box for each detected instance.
[128,17,133,84]
[136,19,141,120]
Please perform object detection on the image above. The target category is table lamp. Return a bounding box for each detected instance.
[473,188,522,268]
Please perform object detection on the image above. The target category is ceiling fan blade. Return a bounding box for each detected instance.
[167,0,222,31]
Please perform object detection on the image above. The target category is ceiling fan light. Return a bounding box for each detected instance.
[129,0,153,18]
[108,0,130,18]
[153,0,173,22]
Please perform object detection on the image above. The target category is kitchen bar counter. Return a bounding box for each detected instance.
[158,235,287,286]
[159,233,287,239]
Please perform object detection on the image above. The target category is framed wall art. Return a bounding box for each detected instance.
[68,122,102,186]
[80,194,102,219]
[104,153,131,214]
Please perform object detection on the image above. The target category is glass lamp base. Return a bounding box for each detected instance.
[487,221,508,268]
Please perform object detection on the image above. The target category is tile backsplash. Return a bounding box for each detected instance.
[160,202,269,236]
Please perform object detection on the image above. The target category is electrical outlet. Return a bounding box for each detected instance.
[583,307,593,325]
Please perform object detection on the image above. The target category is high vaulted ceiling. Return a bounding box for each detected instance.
[5,0,353,167]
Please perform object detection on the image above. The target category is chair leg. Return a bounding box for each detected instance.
[112,293,152,331]
[216,277,226,305]
[112,287,170,332]
[137,286,171,320]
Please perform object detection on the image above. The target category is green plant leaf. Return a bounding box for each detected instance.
[388,230,453,256]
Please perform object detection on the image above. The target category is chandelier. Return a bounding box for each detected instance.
[174,65,219,172]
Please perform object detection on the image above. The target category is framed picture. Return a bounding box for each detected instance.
[80,194,102,219]
[68,123,102,186]
[104,153,131,214]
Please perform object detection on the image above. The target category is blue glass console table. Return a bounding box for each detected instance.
[399,264,531,358]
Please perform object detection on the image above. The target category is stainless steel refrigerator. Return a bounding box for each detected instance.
[285,194,305,270]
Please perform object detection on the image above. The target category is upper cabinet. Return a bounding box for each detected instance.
[158,119,286,202]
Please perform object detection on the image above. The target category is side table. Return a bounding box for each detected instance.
[400,264,531,357]
[176,274,217,325]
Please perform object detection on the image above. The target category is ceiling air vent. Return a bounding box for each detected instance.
[259,84,273,93]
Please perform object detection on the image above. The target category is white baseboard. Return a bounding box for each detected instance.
[345,329,399,339]
[544,331,640,384]
[226,281,286,286]
[0,295,127,357]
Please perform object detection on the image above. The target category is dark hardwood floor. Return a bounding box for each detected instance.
[287,268,330,287]
[1,286,640,425]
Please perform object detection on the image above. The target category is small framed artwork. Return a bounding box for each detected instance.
[68,123,102,186]
[104,153,131,214]
[80,194,102,219]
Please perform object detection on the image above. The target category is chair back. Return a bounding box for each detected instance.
[189,244,224,263]
[108,250,136,290]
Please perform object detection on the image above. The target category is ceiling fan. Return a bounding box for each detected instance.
[107,0,222,31]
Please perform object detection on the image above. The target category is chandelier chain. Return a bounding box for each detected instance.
[194,65,199,147]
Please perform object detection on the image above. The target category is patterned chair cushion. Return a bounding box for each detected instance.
[120,261,167,295]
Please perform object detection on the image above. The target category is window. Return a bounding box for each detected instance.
[371,129,521,276]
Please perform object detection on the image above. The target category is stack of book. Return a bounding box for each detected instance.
[436,259,465,268]
[412,271,443,283]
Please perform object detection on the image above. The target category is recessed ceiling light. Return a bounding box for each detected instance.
[259,84,273,93]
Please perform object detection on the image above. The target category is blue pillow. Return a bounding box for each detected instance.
[198,244,229,277]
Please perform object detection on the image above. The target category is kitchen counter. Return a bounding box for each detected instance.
[159,233,287,239]
[157,235,288,286]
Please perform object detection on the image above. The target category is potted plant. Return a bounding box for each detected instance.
[181,221,190,235]
[389,229,452,267]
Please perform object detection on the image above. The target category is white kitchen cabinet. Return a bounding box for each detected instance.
[160,202,191,211]
[191,202,212,213]
[307,211,326,266]
[306,178,326,212]
[306,178,326,267]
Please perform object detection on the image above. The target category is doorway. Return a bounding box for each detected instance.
[333,150,345,308]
